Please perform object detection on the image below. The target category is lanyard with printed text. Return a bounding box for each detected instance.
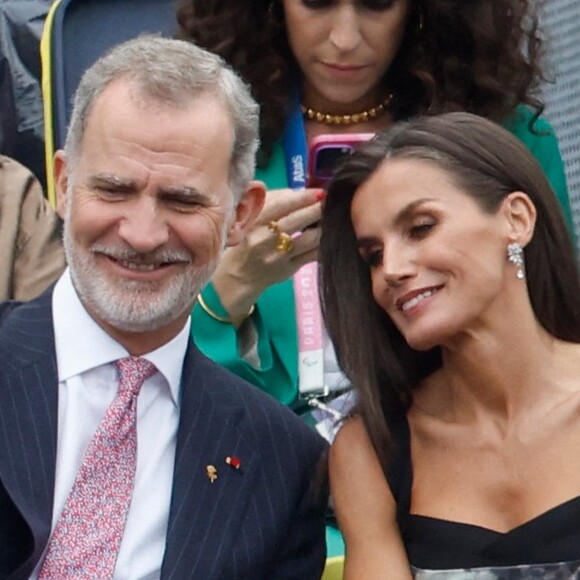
[283,100,326,398]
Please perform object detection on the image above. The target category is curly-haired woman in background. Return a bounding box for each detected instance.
[177,0,574,413]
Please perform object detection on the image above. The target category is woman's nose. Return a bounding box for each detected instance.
[329,6,363,52]
[380,242,417,288]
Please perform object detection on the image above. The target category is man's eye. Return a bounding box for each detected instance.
[166,196,203,211]
[95,187,129,199]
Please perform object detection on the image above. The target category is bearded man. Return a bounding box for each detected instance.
[0,35,328,580]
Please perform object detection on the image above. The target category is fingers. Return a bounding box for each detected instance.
[280,201,322,234]
[260,187,325,225]
[282,226,321,272]
[289,224,320,259]
[262,221,320,269]
[212,189,323,295]
[264,192,323,235]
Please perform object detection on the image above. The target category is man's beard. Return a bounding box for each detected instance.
[62,205,226,333]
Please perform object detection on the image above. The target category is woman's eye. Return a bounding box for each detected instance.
[361,249,383,268]
[409,220,435,238]
[360,0,396,11]
[301,0,395,11]
[302,0,333,9]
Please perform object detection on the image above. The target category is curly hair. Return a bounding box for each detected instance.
[176,0,546,166]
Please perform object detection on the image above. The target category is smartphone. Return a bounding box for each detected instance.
[307,133,374,188]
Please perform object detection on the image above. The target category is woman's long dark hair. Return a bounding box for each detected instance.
[177,0,547,165]
[319,112,580,469]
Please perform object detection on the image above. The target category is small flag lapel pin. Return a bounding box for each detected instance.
[225,456,241,470]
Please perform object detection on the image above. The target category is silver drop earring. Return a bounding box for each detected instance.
[507,243,525,280]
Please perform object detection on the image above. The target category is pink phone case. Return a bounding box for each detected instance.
[307,133,374,187]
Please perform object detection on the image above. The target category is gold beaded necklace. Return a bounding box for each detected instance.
[301,94,393,126]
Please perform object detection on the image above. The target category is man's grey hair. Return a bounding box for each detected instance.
[64,35,260,201]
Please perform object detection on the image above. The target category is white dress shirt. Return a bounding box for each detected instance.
[31,269,190,579]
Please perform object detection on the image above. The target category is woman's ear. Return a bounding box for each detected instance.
[501,191,536,247]
[226,180,266,246]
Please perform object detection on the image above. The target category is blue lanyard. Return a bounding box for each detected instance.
[282,99,308,190]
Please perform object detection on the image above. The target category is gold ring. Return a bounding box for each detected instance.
[275,232,294,253]
[268,220,293,253]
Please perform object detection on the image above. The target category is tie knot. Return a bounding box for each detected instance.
[115,357,157,397]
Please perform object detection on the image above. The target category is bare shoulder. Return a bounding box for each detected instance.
[329,416,392,508]
[329,417,413,579]
[330,416,371,467]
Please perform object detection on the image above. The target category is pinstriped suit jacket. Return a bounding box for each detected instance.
[0,290,328,579]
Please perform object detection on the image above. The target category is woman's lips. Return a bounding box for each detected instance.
[396,285,444,312]
[324,61,367,71]
[320,61,369,79]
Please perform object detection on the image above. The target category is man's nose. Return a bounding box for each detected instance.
[117,198,169,253]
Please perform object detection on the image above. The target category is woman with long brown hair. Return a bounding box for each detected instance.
[321,112,580,578]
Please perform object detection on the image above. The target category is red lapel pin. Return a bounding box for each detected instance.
[225,456,241,470]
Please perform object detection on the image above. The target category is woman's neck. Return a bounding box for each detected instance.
[305,113,393,144]
[417,300,580,426]
[301,85,394,142]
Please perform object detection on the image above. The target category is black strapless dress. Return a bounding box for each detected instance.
[386,413,580,578]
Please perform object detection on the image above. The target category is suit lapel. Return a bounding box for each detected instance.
[0,296,266,578]
[0,291,59,564]
[161,344,260,579]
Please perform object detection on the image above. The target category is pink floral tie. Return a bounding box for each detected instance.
[39,357,156,579]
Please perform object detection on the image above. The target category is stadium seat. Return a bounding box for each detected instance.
[40,0,177,206]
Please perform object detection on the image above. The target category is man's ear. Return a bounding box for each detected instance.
[54,150,69,220]
[226,180,266,246]
[502,191,536,247]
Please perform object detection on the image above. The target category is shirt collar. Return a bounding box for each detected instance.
[52,268,190,406]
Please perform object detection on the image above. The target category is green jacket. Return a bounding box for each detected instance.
[192,106,575,405]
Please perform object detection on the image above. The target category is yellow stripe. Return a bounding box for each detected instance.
[40,0,64,208]
[321,555,345,580]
